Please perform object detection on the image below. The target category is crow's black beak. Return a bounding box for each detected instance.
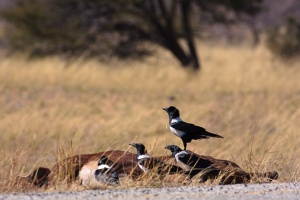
[129,143,136,147]
[162,107,168,111]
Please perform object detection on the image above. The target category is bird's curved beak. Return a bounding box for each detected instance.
[162,107,168,111]
[164,145,170,150]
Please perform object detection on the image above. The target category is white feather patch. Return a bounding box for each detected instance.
[170,126,185,137]
[137,154,150,173]
[175,151,189,162]
[138,154,150,159]
[97,164,111,170]
[171,117,183,123]
[174,151,192,171]
[138,163,148,173]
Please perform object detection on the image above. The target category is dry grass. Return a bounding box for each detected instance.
[0,42,299,193]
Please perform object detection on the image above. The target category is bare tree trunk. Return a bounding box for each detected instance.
[181,0,201,70]
[146,0,191,67]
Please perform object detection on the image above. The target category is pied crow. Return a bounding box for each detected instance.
[94,155,119,185]
[129,143,151,173]
[163,106,223,150]
[129,143,182,174]
[165,144,220,178]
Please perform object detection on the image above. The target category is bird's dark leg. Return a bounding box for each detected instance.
[183,142,187,150]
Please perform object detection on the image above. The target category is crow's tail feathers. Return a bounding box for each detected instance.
[205,131,224,139]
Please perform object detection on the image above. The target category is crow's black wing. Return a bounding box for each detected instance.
[178,153,215,170]
[172,121,223,140]
[176,152,192,164]
[177,153,199,167]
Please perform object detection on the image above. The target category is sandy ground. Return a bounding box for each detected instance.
[1,182,300,200]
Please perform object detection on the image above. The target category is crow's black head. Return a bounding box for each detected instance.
[162,106,180,119]
[165,145,183,157]
[96,156,111,175]
[97,156,109,166]
[129,143,147,156]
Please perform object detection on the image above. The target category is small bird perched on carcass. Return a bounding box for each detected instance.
[94,155,119,185]
[129,143,182,175]
[129,143,151,173]
[165,144,220,179]
[162,106,223,150]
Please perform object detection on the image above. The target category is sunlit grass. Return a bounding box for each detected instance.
[0,42,299,192]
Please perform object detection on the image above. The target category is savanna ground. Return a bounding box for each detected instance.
[0,42,299,193]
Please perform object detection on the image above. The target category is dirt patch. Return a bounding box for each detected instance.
[1,182,299,200]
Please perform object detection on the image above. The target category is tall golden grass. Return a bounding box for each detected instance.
[0,43,299,192]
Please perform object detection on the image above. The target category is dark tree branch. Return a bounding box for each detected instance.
[141,0,190,66]
[181,0,200,70]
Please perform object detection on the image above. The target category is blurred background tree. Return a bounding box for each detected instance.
[266,17,300,59]
[0,0,265,70]
[1,0,300,69]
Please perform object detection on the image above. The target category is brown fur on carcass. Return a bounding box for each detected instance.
[16,150,140,187]
[181,151,278,184]
[16,150,278,187]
